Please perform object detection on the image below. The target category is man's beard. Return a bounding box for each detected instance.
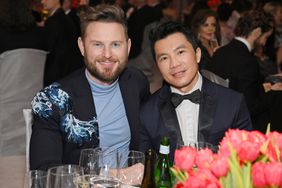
[85,57,126,83]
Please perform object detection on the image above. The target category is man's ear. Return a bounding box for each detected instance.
[195,47,201,64]
[250,27,262,40]
[77,37,85,56]
[127,38,131,55]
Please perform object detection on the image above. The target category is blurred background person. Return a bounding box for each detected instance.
[41,0,83,86]
[191,9,221,70]
[127,0,163,59]
[217,2,234,46]
[209,10,282,132]
[0,0,46,54]
[263,1,282,73]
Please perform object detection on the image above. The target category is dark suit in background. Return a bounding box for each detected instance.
[43,8,83,86]
[209,39,281,132]
[127,4,163,59]
[30,67,150,170]
[138,77,252,161]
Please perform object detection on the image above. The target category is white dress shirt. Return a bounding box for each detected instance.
[234,37,252,52]
[170,73,203,145]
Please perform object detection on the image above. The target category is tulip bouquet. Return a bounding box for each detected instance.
[172,127,282,188]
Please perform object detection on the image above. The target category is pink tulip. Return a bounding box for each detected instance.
[219,129,249,157]
[237,141,260,162]
[210,154,229,177]
[174,146,196,171]
[195,148,214,169]
[184,169,220,188]
[264,162,282,186]
[264,132,282,162]
[252,162,267,187]
[248,131,266,145]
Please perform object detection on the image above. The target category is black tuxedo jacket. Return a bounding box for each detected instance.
[30,68,150,170]
[138,77,252,160]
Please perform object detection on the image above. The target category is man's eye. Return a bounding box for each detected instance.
[112,43,121,48]
[178,50,185,55]
[159,56,168,62]
[93,43,102,47]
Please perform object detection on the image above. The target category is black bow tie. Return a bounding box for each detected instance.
[171,89,201,107]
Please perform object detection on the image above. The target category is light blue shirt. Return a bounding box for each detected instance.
[85,71,130,161]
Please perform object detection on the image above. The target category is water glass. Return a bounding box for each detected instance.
[119,151,145,187]
[80,147,120,177]
[78,147,121,187]
[79,148,100,175]
[46,164,84,188]
[24,170,47,188]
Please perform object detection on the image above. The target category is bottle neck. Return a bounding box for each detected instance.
[159,144,169,155]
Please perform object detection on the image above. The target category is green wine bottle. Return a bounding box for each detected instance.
[141,149,156,188]
[154,137,172,188]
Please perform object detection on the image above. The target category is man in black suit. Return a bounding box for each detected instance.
[127,0,163,59]
[138,21,252,160]
[30,5,150,170]
[209,10,282,132]
[42,0,83,86]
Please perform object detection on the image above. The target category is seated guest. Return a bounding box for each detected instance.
[138,21,252,161]
[191,9,221,70]
[209,10,282,132]
[30,5,150,170]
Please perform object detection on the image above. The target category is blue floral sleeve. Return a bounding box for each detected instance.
[31,83,98,145]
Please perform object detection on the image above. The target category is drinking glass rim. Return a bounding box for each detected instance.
[26,170,47,178]
[127,150,145,159]
[47,164,83,176]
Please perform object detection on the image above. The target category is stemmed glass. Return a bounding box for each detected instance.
[119,150,145,187]
[46,164,84,188]
[24,170,47,188]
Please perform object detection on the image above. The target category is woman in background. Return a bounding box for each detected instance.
[191,9,221,69]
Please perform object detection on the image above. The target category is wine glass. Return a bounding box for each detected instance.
[24,170,47,188]
[46,164,84,188]
[119,150,145,187]
[78,147,121,188]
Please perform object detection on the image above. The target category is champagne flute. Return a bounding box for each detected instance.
[119,150,145,187]
[46,164,84,188]
[24,170,47,188]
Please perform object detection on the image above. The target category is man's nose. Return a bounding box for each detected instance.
[102,46,112,58]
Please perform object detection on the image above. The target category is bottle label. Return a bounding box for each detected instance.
[159,145,169,154]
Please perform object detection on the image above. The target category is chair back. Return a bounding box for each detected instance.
[0,48,47,155]
[201,69,229,88]
[23,109,33,171]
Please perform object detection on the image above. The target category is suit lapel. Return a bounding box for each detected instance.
[70,70,96,121]
[198,78,217,142]
[118,69,140,149]
[159,85,184,146]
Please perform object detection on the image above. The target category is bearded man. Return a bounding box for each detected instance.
[30,5,150,170]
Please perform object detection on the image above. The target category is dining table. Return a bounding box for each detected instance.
[0,155,26,188]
